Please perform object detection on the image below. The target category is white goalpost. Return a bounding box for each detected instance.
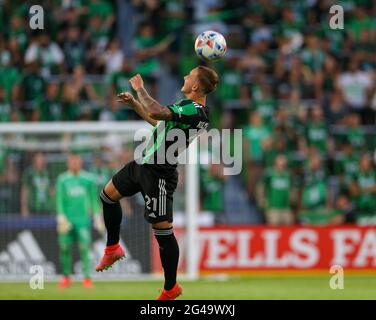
[0,122,200,281]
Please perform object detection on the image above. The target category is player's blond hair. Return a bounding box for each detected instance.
[196,66,219,94]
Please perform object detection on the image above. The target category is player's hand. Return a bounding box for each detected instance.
[117,92,135,105]
[93,215,106,235]
[129,74,144,91]
[57,215,72,234]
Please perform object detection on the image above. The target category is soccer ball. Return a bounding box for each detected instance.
[194,30,227,62]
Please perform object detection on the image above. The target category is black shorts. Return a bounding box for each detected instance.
[112,160,178,224]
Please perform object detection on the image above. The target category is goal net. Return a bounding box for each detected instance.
[0,122,199,281]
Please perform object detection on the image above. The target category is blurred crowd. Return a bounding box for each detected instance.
[0,0,375,225]
[1,149,139,217]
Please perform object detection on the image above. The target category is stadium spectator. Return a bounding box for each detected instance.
[87,11,112,54]
[324,92,348,126]
[19,61,46,120]
[343,113,367,152]
[37,82,63,122]
[239,43,267,74]
[336,57,374,124]
[61,25,88,73]
[87,0,115,30]
[243,111,270,198]
[8,35,24,68]
[348,154,376,225]
[84,14,112,74]
[317,54,339,101]
[216,57,243,108]
[0,40,22,104]
[0,87,11,122]
[24,33,65,78]
[0,156,20,215]
[91,154,113,193]
[335,193,355,224]
[133,21,171,91]
[259,154,293,225]
[20,152,54,217]
[250,83,277,129]
[8,14,28,53]
[109,58,133,95]
[298,153,331,224]
[348,6,376,43]
[200,163,225,224]
[335,139,360,187]
[262,132,289,169]
[100,39,124,75]
[304,105,332,156]
[62,65,98,120]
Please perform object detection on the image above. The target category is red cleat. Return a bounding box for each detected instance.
[157,283,183,300]
[58,276,71,289]
[82,278,93,288]
[95,243,126,272]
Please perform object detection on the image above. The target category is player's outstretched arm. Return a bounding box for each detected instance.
[117,92,158,126]
[129,74,172,121]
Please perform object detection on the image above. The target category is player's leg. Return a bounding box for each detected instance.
[96,161,140,271]
[77,226,93,287]
[58,230,74,288]
[140,169,181,299]
[96,180,127,271]
[152,220,181,298]
[100,180,123,246]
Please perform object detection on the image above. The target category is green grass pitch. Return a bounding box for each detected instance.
[1,275,375,300]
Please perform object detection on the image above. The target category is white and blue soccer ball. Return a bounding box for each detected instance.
[194,30,227,62]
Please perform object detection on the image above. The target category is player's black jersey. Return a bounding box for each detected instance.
[141,98,209,176]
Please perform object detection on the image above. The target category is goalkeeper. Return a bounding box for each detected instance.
[56,153,105,288]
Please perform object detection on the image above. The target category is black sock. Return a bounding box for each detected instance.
[100,189,123,246]
[154,227,179,290]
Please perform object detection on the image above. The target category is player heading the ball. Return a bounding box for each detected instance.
[96,66,219,300]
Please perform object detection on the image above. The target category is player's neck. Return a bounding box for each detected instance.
[185,93,206,106]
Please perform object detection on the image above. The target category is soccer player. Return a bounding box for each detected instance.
[96,66,219,300]
[56,153,105,288]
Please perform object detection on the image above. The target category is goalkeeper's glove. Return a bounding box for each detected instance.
[57,215,72,234]
[93,214,106,235]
